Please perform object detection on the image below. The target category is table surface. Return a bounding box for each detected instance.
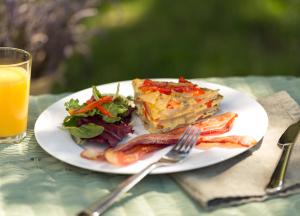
[1,76,300,216]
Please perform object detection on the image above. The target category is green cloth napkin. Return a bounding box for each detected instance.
[1,76,300,216]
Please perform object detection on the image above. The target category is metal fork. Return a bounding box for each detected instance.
[77,125,201,216]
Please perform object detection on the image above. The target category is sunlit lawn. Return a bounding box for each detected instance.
[54,0,300,93]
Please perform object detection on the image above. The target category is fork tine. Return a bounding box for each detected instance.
[182,126,198,152]
[181,126,198,153]
[184,128,201,154]
[176,126,197,152]
[173,125,192,150]
[180,127,194,152]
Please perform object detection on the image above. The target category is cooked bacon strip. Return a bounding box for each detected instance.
[104,135,257,166]
[105,112,237,152]
[103,112,239,166]
[105,144,163,166]
[80,148,105,161]
[168,112,237,136]
[80,112,255,166]
[197,136,257,149]
[80,134,178,165]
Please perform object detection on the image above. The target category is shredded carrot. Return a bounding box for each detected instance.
[96,104,113,117]
[69,96,113,115]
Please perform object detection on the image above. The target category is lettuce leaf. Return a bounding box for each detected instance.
[63,115,81,127]
[64,123,104,138]
[64,85,135,125]
[64,99,81,111]
[92,86,101,100]
[102,115,121,123]
[101,102,128,123]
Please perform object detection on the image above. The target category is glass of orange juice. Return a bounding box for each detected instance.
[0,47,31,144]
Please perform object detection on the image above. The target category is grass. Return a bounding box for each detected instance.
[53,0,300,93]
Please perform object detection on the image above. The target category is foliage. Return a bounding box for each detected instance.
[0,0,102,78]
[55,0,300,93]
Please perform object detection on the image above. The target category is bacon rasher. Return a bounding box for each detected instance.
[168,112,237,136]
[80,112,257,166]
[197,135,257,149]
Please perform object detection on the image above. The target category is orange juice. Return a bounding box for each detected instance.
[0,66,30,137]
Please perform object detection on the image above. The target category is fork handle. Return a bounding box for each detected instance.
[77,162,165,216]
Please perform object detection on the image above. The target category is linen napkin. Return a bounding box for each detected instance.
[172,91,300,208]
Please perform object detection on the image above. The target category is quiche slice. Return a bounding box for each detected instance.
[132,77,223,133]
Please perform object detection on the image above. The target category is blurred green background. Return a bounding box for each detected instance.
[1,0,300,93]
[48,0,300,92]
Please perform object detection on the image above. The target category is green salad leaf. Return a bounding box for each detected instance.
[101,102,129,123]
[63,86,135,138]
[64,99,81,111]
[64,123,104,138]
[113,83,120,100]
[63,115,81,127]
[92,86,101,100]
[102,115,121,123]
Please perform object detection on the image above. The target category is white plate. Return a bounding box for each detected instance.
[34,79,268,174]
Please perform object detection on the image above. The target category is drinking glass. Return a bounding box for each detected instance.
[0,47,31,144]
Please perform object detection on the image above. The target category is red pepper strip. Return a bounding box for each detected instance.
[69,96,113,115]
[143,79,169,87]
[172,85,197,93]
[158,88,172,95]
[141,80,173,94]
[139,85,172,95]
[139,86,158,92]
[178,77,205,94]
[140,78,205,95]
[205,100,213,108]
